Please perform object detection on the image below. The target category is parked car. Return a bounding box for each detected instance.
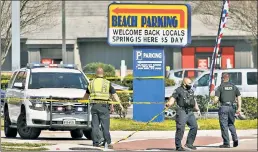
[167,68,208,85]
[1,89,5,117]
[4,64,93,139]
[165,68,257,98]
[165,68,257,120]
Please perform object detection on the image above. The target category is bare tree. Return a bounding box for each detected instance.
[190,1,257,43]
[1,0,61,65]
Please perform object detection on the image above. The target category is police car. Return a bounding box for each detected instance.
[3,64,93,139]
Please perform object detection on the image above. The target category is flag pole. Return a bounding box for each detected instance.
[206,0,228,118]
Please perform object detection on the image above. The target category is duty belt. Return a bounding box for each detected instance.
[90,100,110,104]
[221,102,233,106]
[178,106,192,111]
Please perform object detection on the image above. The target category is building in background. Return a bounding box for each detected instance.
[1,1,257,74]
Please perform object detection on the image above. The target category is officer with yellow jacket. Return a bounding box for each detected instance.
[84,67,124,148]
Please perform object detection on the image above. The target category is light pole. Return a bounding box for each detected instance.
[12,0,20,71]
[62,0,67,64]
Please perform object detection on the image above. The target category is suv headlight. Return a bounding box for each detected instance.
[29,97,46,111]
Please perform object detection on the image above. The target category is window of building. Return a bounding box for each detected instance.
[247,72,257,85]
[174,71,183,78]
[223,72,242,85]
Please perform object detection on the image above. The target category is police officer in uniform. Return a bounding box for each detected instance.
[213,73,241,148]
[166,78,201,151]
[84,67,124,148]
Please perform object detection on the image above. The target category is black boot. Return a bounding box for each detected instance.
[176,147,186,151]
[233,140,238,147]
[219,144,230,148]
[185,144,197,150]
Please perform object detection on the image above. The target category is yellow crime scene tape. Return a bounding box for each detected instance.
[87,76,165,80]
[113,106,169,145]
[2,97,166,105]
[1,75,167,145]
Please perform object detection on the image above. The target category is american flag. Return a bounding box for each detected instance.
[208,0,230,95]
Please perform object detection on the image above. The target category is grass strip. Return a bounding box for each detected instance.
[1,118,257,131]
[110,118,257,131]
[1,142,50,151]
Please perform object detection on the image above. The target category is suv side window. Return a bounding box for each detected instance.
[174,71,183,78]
[247,72,257,85]
[12,71,27,89]
[197,73,217,86]
[184,70,204,79]
[8,72,18,88]
[223,72,242,85]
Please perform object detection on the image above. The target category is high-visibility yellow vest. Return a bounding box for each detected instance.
[88,78,110,100]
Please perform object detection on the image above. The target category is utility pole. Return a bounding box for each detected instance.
[12,1,20,71]
[0,0,2,141]
[62,0,67,64]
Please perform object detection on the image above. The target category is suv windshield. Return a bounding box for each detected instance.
[28,72,88,89]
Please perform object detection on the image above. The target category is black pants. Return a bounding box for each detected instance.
[219,106,238,145]
[175,109,198,148]
[91,104,111,145]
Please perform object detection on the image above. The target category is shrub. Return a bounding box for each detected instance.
[114,92,131,118]
[1,75,11,80]
[165,78,175,86]
[195,95,210,113]
[109,76,175,91]
[242,97,258,119]
[1,74,11,90]
[195,95,257,119]
[83,62,116,77]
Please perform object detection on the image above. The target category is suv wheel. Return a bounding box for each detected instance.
[70,129,83,139]
[164,109,176,120]
[83,128,92,140]
[17,113,41,139]
[4,109,17,138]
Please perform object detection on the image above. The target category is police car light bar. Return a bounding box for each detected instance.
[58,64,78,69]
[27,63,78,69]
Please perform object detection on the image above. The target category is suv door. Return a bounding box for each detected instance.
[194,73,218,96]
[8,70,27,122]
[5,71,18,122]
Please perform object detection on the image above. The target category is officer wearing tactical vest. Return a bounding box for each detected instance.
[84,67,124,148]
[213,73,241,148]
[166,78,201,151]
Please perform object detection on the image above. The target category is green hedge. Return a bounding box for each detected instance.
[242,97,258,119]
[83,62,116,77]
[114,92,131,118]
[1,75,11,90]
[195,95,258,119]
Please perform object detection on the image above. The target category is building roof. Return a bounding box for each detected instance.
[21,1,252,42]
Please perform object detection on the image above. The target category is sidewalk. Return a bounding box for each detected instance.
[1,130,257,151]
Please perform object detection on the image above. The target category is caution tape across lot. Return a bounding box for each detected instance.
[0,76,165,85]
[87,76,165,80]
[2,97,165,105]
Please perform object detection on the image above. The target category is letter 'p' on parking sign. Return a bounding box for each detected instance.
[136,51,142,60]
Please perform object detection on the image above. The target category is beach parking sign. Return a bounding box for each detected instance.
[108,3,191,46]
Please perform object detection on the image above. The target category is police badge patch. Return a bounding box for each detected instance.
[224,86,233,90]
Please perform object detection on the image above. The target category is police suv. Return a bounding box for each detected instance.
[4,64,93,139]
